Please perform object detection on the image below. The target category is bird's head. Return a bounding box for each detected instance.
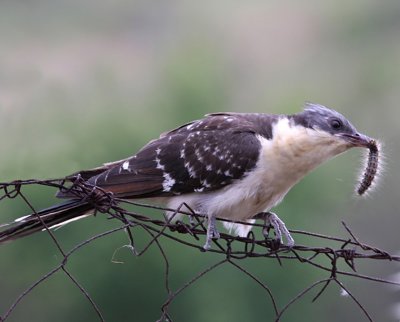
[292,103,372,150]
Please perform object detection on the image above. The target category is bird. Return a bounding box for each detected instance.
[0,103,373,249]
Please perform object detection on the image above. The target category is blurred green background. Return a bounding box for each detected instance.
[1,1,400,321]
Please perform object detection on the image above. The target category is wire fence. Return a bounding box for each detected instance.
[0,177,399,322]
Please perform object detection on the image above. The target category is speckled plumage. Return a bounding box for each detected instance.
[63,112,279,198]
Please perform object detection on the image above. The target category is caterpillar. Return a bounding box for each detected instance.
[357,139,379,195]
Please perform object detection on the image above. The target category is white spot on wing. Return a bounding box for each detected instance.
[224,170,233,177]
[188,166,197,178]
[122,161,130,171]
[195,149,204,162]
[184,161,197,178]
[162,173,176,191]
[155,157,165,170]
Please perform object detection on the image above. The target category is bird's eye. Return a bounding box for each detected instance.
[330,119,342,130]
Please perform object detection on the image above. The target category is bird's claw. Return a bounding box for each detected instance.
[256,212,295,248]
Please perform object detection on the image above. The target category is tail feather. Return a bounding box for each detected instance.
[0,201,93,244]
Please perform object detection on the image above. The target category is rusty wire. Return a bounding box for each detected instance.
[0,178,399,322]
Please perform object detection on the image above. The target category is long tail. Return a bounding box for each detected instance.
[0,201,93,244]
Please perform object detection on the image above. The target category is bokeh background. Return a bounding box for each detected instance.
[1,1,400,321]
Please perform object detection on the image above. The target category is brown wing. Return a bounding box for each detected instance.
[58,113,276,199]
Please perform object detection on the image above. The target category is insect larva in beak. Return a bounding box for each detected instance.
[357,140,379,195]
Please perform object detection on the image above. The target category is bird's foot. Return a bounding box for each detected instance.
[255,212,295,248]
[203,215,220,250]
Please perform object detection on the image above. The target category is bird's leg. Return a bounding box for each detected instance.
[254,212,295,247]
[203,214,220,250]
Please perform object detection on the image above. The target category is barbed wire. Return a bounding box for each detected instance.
[0,178,399,322]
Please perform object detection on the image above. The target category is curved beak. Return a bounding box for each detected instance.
[338,132,372,148]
